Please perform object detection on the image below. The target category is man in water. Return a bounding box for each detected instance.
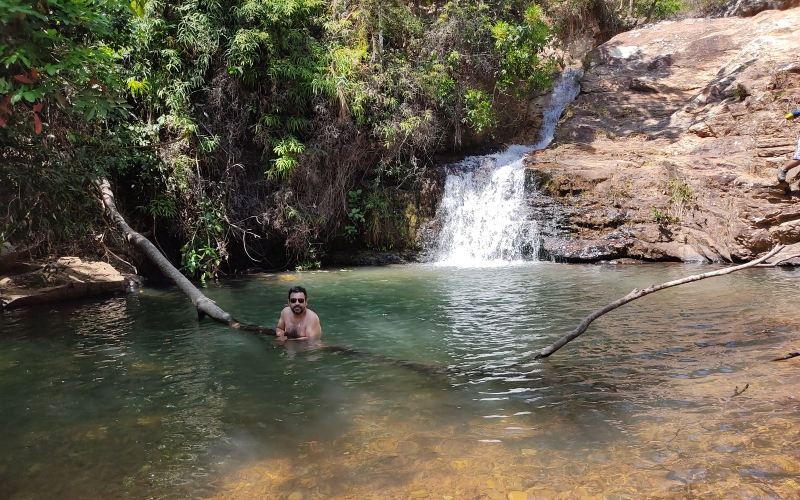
[276,285,321,342]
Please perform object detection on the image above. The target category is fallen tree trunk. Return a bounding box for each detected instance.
[98,178,274,334]
[535,245,785,359]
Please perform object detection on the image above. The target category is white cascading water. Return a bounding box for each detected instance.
[430,69,582,266]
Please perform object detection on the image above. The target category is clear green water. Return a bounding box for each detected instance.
[1,263,799,499]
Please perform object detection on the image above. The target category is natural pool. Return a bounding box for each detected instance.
[1,263,799,500]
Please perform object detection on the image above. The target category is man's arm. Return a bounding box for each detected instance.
[276,309,287,338]
[306,312,322,341]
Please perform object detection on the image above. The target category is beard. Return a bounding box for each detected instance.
[292,305,304,314]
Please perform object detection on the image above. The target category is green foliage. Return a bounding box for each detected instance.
[417,58,456,109]
[0,0,131,127]
[345,189,366,239]
[181,243,220,282]
[2,0,569,269]
[144,198,178,218]
[635,0,684,20]
[462,89,496,133]
[295,259,321,271]
[228,0,326,175]
[491,5,555,93]
[0,0,164,247]
[127,0,227,127]
[269,135,305,178]
[343,184,406,249]
[668,178,695,207]
[666,177,696,223]
[180,199,226,282]
[652,207,670,224]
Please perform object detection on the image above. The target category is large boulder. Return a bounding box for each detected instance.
[526,7,800,262]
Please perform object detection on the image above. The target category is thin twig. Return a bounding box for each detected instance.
[98,231,137,274]
[121,136,186,150]
[732,383,749,397]
[770,352,800,362]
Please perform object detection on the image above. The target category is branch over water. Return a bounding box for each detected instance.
[535,245,785,359]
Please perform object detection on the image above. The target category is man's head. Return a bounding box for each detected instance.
[287,286,308,315]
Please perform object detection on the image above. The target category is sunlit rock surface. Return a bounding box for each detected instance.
[526,7,800,263]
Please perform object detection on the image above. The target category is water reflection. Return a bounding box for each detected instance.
[0,264,798,499]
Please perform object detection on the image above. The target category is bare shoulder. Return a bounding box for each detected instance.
[307,309,320,322]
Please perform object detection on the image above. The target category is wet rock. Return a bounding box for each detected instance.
[324,249,418,266]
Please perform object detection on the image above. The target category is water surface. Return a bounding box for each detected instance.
[1,263,799,499]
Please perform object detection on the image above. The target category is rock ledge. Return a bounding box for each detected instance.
[0,257,128,310]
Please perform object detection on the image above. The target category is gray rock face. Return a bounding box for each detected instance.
[709,0,800,18]
[524,8,800,263]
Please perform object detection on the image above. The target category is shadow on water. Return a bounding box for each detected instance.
[1,263,799,499]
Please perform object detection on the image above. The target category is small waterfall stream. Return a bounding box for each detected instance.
[428,69,582,265]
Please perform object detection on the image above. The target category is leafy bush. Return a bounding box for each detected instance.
[491,5,555,94]
[462,89,497,133]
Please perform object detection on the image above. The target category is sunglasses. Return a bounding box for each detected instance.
[289,298,305,304]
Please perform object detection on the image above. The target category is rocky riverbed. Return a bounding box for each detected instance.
[524,7,800,263]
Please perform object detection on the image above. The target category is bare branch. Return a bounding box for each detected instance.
[98,178,275,333]
[770,352,800,362]
[535,245,785,359]
[732,383,749,397]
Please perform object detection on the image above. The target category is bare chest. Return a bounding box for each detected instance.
[283,315,312,338]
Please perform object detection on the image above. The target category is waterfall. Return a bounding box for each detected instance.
[427,69,582,266]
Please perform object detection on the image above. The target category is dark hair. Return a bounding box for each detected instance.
[288,286,307,299]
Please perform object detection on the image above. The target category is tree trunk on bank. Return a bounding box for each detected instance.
[535,245,786,359]
[97,178,275,335]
